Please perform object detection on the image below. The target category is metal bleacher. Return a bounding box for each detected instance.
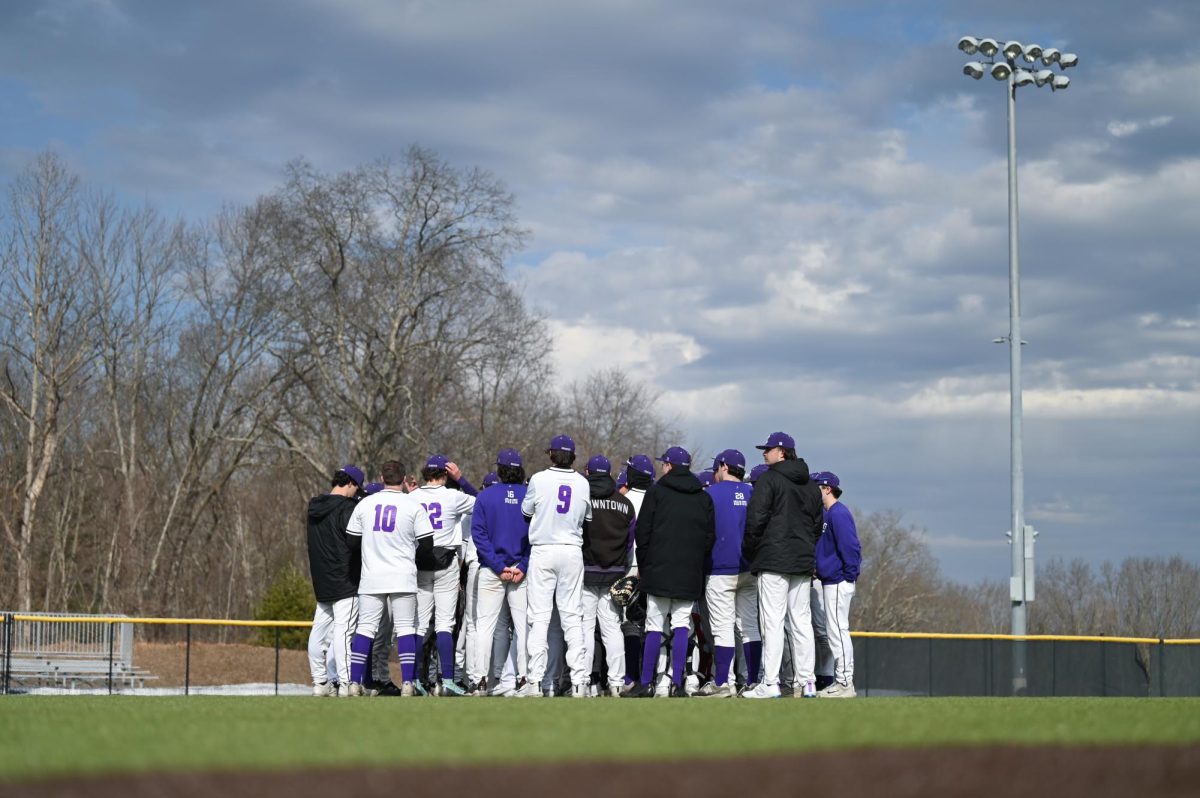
[1,611,156,691]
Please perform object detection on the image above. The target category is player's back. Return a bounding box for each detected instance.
[347,489,428,594]
[415,484,476,549]
[706,480,753,575]
[522,467,590,546]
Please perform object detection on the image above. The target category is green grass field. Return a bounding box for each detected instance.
[2,696,1199,782]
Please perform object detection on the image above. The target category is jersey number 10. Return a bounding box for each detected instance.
[373,504,397,533]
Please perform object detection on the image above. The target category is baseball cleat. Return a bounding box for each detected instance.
[621,682,653,698]
[510,681,543,698]
[653,675,670,698]
[375,681,403,697]
[439,680,468,697]
[413,681,429,697]
[668,682,690,698]
[489,682,516,697]
[338,682,365,698]
[779,683,795,697]
[400,681,416,697]
[800,681,818,698]
[819,682,857,698]
[684,673,700,696]
[741,683,782,699]
[312,681,335,698]
[608,684,623,697]
[571,683,589,698]
[697,682,735,698]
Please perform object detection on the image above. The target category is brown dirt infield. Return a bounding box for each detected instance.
[8,744,1199,798]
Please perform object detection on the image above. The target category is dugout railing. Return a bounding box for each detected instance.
[3,614,1199,696]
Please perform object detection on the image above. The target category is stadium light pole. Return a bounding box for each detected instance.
[958,35,1077,696]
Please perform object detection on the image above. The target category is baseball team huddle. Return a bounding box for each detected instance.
[305,431,863,700]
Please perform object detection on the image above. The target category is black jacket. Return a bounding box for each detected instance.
[306,494,361,603]
[741,458,822,576]
[583,474,636,584]
[634,468,716,601]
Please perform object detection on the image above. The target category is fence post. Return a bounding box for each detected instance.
[1158,638,1165,697]
[2,614,11,695]
[1051,639,1057,696]
[184,624,192,697]
[107,621,115,696]
[274,626,281,696]
[1100,640,1107,697]
[927,637,934,697]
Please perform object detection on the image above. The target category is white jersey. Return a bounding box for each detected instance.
[522,467,592,546]
[346,489,431,594]
[415,484,476,549]
[459,511,477,564]
[626,487,647,518]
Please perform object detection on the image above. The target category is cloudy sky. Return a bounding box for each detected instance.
[2,0,1197,583]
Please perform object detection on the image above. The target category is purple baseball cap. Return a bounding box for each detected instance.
[615,468,628,489]
[748,464,770,483]
[812,471,841,489]
[482,471,499,488]
[754,431,795,451]
[698,469,714,488]
[425,454,450,470]
[712,448,746,471]
[496,447,523,467]
[626,454,654,476]
[363,481,384,495]
[547,434,575,453]
[656,446,691,467]
[586,455,611,475]
[339,464,365,487]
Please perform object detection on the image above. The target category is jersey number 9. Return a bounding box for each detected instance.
[555,485,572,514]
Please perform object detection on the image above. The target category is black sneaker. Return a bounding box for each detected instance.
[376,681,404,697]
[669,682,690,698]
[621,682,653,698]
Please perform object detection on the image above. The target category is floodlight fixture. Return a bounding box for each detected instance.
[1013,70,1035,87]
[963,61,985,79]
[959,36,980,55]
[991,62,1013,80]
[1059,53,1078,69]
[1040,47,1060,65]
[978,38,1000,57]
[1023,44,1043,63]
[1003,41,1024,60]
[1051,74,1070,90]
[1034,69,1054,87]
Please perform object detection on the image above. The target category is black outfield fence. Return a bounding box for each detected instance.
[853,633,1200,697]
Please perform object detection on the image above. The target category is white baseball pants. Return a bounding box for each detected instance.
[308,596,358,686]
[645,594,694,633]
[525,544,588,688]
[810,577,834,679]
[370,604,394,683]
[758,572,815,688]
[704,573,760,647]
[823,580,856,685]
[357,592,417,639]
[581,584,625,689]
[471,567,528,685]
[455,557,480,682]
[416,554,460,636]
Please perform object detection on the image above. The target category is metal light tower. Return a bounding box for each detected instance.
[958,36,1077,695]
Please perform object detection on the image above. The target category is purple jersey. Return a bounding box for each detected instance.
[705,480,753,575]
[471,482,531,576]
[815,501,861,584]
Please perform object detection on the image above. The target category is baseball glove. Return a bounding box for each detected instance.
[609,575,641,607]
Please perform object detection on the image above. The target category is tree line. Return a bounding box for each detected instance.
[0,149,677,619]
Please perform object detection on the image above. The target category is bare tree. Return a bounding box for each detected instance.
[851,510,943,631]
[560,367,681,464]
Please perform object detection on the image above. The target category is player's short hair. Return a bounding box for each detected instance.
[331,470,357,489]
[421,465,449,482]
[831,485,843,499]
[549,450,576,468]
[726,464,746,480]
[498,464,526,484]
[781,447,798,461]
[380,460,406,487]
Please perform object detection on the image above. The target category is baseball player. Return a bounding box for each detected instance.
[517,434,592,698]
[623,446,714,699]
[748,464,769,484]
[741,432,822,699]
[344,459,432,696]
[813,471,861,698]
[580,454,636,696]
[469,448,532,694]
[415,454,476,696]
[619,454,655,683]
[695,449,759,698]
[306,464,364,696]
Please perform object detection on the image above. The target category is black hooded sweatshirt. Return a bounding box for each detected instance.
[582,473,636,585]
[306,493,361,603]
[741,458,822,576]
[634,467,716,601]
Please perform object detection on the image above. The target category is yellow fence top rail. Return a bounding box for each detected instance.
[4,614,1199,643]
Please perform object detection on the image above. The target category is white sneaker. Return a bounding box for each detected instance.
[489,682,516,697]
[400,681,416,697]
[819,682,857,698]
[654,674,670,698]
[572,683,589,698]
[741,682,782,699]
[685,673,700,696]
[800,681,817,699]
[338,682,364,698]
[698,682,735,699]
[510,681,543,698]
[608,684,623,697]
[312,681,335,697]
